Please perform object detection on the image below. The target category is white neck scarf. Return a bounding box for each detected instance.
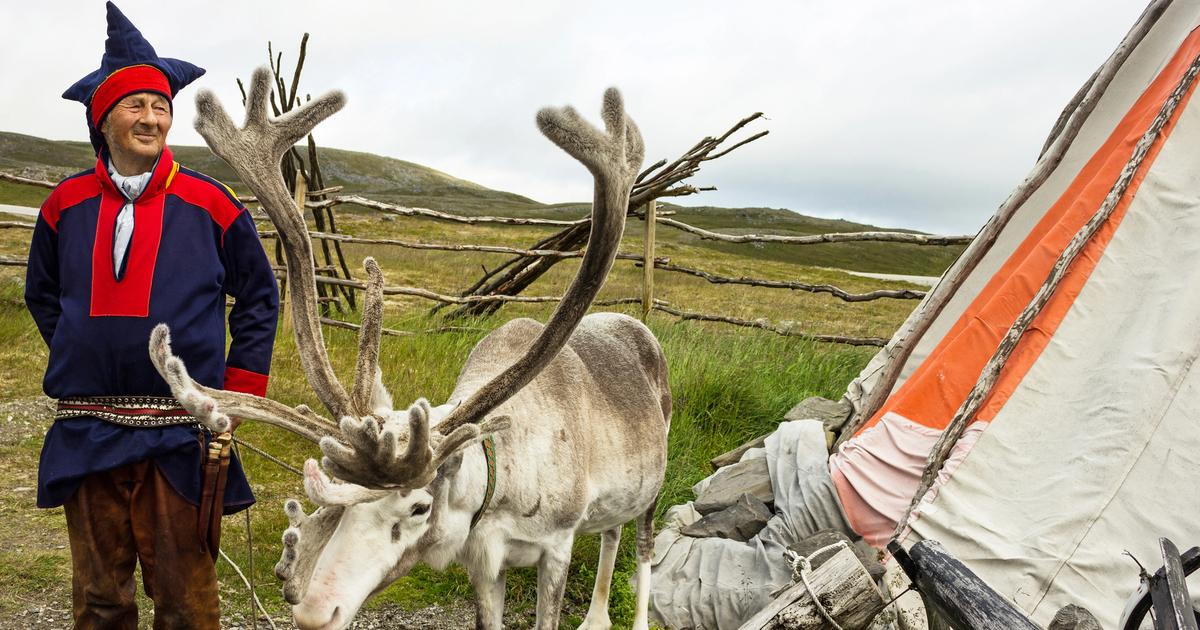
[106,159,154,277]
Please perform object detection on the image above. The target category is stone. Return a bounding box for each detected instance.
[1047,604,1102,630]
[788,529,885,583]
[679,493,773,541]
[693,456,773,514]
[784,396,853,435]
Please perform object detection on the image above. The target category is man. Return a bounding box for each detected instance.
[24,3,279,628]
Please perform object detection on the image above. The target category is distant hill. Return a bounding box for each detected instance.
[0,130,964,275]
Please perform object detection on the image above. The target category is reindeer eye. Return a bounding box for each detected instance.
[411,503,430,517]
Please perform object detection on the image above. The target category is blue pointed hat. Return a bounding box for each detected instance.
[62,2,205,153]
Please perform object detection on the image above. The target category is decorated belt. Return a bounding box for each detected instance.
[55,396,199,428]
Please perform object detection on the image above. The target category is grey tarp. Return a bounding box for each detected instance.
[649,421,855,630]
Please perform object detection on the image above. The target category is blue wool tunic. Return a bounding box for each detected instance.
[25,146,279,513]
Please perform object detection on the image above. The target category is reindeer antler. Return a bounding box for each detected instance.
[318,88,643,490]
[437,87,643,433]
[193,67,355,420]
[152,68,403,446]
[149,325,338,442]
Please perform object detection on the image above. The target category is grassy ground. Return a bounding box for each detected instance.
[0,188,927,627]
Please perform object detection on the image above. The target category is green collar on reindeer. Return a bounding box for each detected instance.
[470,435,496,529]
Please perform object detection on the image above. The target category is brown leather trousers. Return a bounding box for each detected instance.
[63,460,220,630]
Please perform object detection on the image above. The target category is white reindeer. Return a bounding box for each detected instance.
[148,67,670,630]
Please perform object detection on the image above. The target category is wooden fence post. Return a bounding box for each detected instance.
[281,171,308,334]
[642,199,656,322]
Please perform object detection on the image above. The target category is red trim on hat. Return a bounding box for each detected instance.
[90,65,171,128]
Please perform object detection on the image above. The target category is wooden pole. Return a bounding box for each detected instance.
[891,540,1040,630]
[281,171,308,334]
[641,200,657,322]
[737,546,885,630]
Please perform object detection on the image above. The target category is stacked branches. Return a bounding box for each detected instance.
[436,113,770,319]
[239,34,357,312]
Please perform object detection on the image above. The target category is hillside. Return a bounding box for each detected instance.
[0,130,965,275]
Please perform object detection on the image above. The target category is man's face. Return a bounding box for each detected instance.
[100,92,172,168]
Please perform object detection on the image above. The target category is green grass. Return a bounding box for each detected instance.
[0,156,927,625]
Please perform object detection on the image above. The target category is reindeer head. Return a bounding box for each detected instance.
[148,66,642,630]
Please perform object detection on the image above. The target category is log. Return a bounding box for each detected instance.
[652,304,887,347]
[642,199,656,321]
[889,540,1039,630]
[710,432,770,470]
[738,546,885,630]
[1047,604,1101,630]
[656,219,972,246]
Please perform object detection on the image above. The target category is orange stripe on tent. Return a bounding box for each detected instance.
[860,26,1200,435]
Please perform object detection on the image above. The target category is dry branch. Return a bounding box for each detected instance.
[444,112,771,318]
[639,260,925,302]
[657,218,972,245]
[652,304,886,347]
[0,172,56,189]
[0,221,35,230]
[330,195,588,227]
[893,41,1200,539]
[259,229,586,258]
[0,255,28,266]
[834,0,1172,448]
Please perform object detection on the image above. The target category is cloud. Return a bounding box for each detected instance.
[0,0,1148,233]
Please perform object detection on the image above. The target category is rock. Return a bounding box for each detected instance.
[1048,604,1102,630]
[789,529,885,583]
[679,493,773,541]
[693,456,773,514]
[784,396,853,435]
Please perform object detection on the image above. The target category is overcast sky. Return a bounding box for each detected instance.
[0,1,1150,233]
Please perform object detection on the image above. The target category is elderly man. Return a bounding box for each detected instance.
[24,3,279,628]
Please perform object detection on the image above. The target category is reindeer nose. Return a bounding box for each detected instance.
[292,603,343,630]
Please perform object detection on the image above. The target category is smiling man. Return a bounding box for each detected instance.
[24,3,279,628]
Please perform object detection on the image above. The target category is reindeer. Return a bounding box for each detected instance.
[147,67,670,630]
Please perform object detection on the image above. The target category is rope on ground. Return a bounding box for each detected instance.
[233,441,258,630]
[217,548,279,630]
[233,437,304,477]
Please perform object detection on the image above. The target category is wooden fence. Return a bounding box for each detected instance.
[0,170,973,348]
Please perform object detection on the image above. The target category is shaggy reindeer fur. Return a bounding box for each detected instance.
[151,68,669,630]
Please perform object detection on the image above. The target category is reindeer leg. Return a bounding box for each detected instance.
[579,528,621,629]
[535,535,575,630]
[632,501,657,630]
[468,565,506,630]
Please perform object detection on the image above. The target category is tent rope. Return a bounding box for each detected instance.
[783,541,849,630]
[893,46,1200,541]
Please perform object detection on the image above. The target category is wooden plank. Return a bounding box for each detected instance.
[739,547,885,630]
[642,199,657,322]
[896,540,1039,630]
[1151,538,1199,630]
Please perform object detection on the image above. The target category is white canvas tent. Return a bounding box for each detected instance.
[845,0,1200,625]
[650,1,1200,627]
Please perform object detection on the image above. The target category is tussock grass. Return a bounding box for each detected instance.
[0,194,917,626]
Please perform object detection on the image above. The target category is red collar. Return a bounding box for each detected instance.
[94,145,177,201]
